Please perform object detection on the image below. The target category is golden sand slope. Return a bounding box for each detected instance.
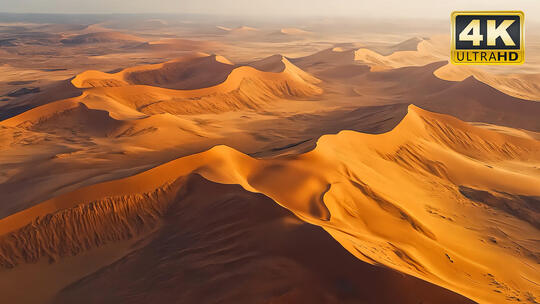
[0,106,537,303]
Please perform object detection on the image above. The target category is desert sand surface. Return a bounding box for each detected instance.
[0,13,539,304]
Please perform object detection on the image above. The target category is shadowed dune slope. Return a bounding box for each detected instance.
[0,106,538,304]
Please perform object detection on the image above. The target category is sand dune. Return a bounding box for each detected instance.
[71,53,234,90]
[278,28,310,35]
[75,59,322,116]
[54,175,474,304]
[215,25,259,36]
[319,61,540,131]
[435,63,540,101]
[266,28,312,41]
[0,106,537,304]
[293,36,447,70]
[7,54,322,120]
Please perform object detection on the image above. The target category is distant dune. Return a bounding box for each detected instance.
[293,36,447,70]
[135,38,222,52]
[435,63,540,101]
[308,59,540,132]
[71,52,234,90]
[0,106,537,304]
[278,28,310,35]
[215,25,259,35]
[266,28,312,41]
[60,31,146,44]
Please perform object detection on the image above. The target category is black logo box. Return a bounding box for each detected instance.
[455,15,520,50]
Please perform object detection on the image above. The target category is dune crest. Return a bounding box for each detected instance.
[0,106,538,304]
[71,52,230,89]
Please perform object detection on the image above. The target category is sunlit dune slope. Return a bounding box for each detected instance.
[0,106,538,304]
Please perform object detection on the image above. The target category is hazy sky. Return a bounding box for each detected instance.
[1,0,538,19]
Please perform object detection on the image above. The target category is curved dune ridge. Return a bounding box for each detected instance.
[0,105,538,304]
[1,53,322,125]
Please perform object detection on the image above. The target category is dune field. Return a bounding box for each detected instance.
[0,12,539,304]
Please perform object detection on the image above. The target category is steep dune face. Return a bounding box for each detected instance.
[0,106,537,304]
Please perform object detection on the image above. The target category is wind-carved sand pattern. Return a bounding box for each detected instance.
[0,14,539,304]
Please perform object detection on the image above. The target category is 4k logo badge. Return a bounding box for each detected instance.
[451,11,524,65]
